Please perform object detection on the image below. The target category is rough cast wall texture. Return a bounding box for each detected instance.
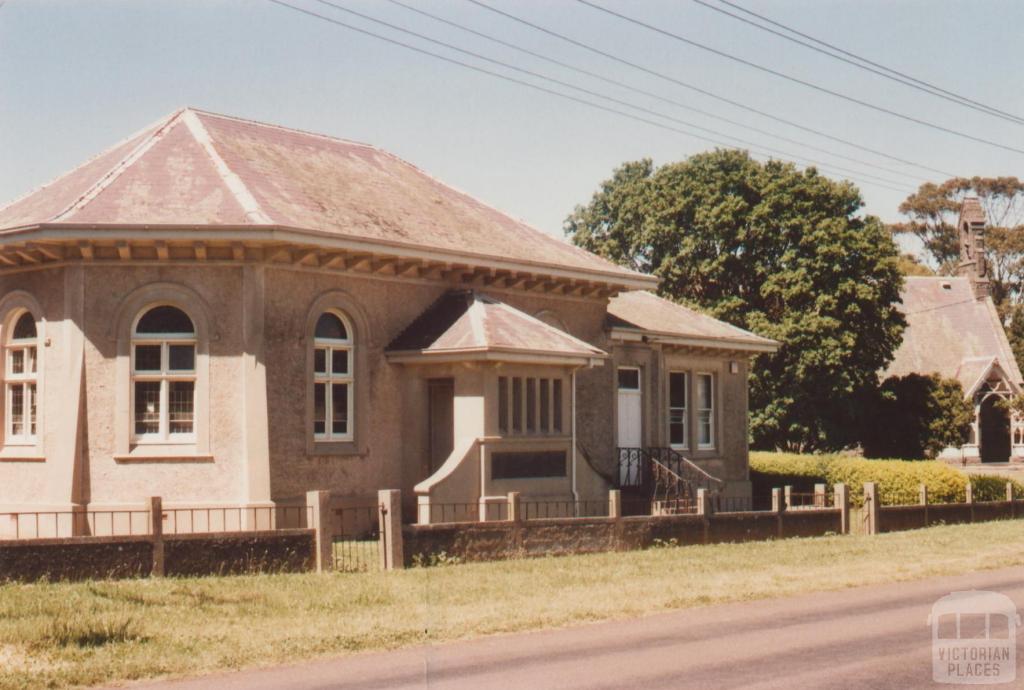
[83,264,246,506]
[1,260,752,511]
[0,267,68,507]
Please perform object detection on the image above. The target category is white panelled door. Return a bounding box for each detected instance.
[617,367,642,485]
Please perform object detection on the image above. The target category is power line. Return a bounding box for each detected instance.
[310,0,913,190]
[692,0,1024,126]
[385,0,928,184]
[464,0,955,179]
[576,0,1024,156]
[714,0,1024,126]
[266,0,911,194]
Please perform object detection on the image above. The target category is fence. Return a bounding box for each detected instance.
[862,481,1023,535]
[0,509,151,540]
[331,505,382,572]
[0,504,314,540]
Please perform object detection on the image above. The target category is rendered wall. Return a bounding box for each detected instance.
[0,261,751,511]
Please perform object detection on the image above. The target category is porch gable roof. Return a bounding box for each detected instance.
[386,290,607,365]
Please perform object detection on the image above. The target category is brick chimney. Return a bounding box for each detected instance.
[957,197,990,299]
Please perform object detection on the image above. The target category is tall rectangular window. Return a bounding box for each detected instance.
[552,379,563,433]
[6,312,39,444]
[512,377,523,433]
[312,311,354,442]
[669,372,688,449]
[526,378,537,432]
[697,373,715,449]
[539,379,550,433]
[498,377,509,434]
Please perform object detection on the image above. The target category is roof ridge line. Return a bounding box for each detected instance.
[0,109,183,219]
[191,108,626,271]
[50,109,187,223]
[182,111,272,224]
[494,297,602,351]
[467,292,487,346]
[186,107,379,152]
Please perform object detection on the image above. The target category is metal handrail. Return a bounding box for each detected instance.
[616,447,724,503]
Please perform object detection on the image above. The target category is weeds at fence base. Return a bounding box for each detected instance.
[411,551,462,568]
[650,538,680,549]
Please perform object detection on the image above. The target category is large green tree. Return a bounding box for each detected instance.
[567,149,905,452]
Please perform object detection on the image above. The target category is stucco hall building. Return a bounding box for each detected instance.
[0,109,776,524]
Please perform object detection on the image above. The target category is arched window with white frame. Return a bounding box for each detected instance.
[5,311,39,444]
[131,305,196,442]
[313,311,353,441]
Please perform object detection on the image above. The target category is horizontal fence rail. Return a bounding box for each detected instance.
[421,502,493,525]
[0,505,316,541]
[0,510,151,540]
[163,506,313,535]
[331,505,382,573]
[521,500,611,520]
[785,492,831,510]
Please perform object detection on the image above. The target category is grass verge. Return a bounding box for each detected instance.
[4,519,1024,689]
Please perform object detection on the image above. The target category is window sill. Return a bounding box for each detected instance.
[307,440,363,457]
[0,447,45,462]
[115,449,214,464]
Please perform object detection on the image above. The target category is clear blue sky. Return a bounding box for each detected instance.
[2,0,1023,249]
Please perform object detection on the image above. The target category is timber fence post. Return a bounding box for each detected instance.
[378,490,404,571]
[149,496,164,578]
[864,483,880,535]
[920,483,929,528]
[834,483,849,535]
[772,488,784,539]
[307,490,333,573]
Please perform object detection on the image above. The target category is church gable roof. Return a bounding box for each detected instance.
[885,276,1023,393]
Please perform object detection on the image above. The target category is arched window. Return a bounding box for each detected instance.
[313,311,353,441]
[5,312,38,443]
[132,305,196,441]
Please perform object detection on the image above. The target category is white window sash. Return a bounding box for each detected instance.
[697,372,715,450]
[5,340,38,445]
[131,336,196,444]
[668,371,688,451]
[313,340,354,442]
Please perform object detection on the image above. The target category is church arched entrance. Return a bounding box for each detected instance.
[980,396,1011,463]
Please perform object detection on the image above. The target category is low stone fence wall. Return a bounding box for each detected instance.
[402,489,844,566]
[863,482,1023,535]
[0,530,314,582]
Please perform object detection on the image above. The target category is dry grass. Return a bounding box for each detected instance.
[2,519,1024,689]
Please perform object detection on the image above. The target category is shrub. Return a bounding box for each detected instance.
[971,475,1024,502]
[859,374,972,459]
[750,451,1024,507]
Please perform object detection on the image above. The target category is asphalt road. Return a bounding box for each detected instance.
[113,566,1024,690]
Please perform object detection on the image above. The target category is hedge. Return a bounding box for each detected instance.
[750,451,1024,507]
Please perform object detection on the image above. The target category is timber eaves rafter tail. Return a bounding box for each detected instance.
[0,224,643,299]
